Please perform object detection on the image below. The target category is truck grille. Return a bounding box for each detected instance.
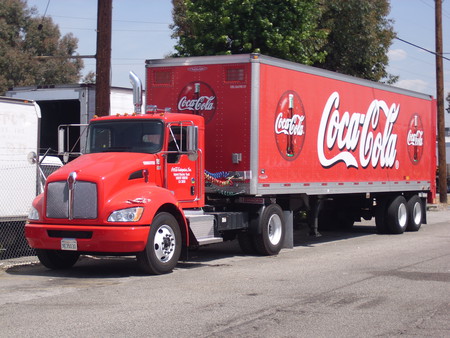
[46,181,97,219]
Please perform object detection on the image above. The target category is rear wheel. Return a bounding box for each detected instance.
[375,198,389,234]
[36,249,80,269]
[406,195,423,232]
[137,212,181,275]
[253,204,285,256]
[386,195,408,234]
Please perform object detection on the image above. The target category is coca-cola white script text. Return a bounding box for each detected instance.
[407,130,423,146]
[317,92,399,168]
[178,96,215,111]
[275,113,305,136]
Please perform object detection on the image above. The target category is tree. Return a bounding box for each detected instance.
[82,71,96,84]
[171,0,396,83]
[314,0,395,82]
[0,0,83,94]
[446,92,450,114]
[171,0,328,65]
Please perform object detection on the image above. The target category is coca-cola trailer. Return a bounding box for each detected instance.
[26,54,436,274]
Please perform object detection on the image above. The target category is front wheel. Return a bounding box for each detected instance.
[253,204,285,256]
[36,249,80,269]
[137,212,182,275]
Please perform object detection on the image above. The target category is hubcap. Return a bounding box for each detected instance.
[267,214,282,245]
[154,225,176,263]
[398,203,407,228]
[413,202,422,225]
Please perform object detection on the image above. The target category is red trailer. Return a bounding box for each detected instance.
[26,54,436,274]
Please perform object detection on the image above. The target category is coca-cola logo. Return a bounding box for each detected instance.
[407,114,424,164]
[177,81,216,124]
[317,92,399,169]
[274,90,306,161]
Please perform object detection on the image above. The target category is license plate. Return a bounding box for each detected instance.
[61,238,77,251]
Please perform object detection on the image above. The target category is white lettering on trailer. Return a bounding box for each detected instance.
[178,96,215,111]
[317,92,399,169]
[274,113,305,136]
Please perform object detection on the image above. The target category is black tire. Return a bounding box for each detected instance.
[386,195,408,234]
[36,249,80,269]
[237,232,257,255]
[375,198,389,234]
[406,195,423,232]
[253,204,285,256]
[137,212,181,275]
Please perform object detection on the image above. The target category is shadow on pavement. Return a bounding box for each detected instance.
[5,222,379,278]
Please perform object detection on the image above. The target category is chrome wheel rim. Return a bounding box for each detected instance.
[154,225,176,263]
[412,202,422,225]
[268,214,282,245]
[398,203,407,228]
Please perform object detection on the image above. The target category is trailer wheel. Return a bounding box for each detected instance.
[137,212,181,274]
[36,249,80,269]
[386,195,408,234]
[375,198,389,234]
[406,195,423,232]
[253,204,285,256]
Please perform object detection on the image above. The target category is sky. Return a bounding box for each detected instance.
[26,0,449,106]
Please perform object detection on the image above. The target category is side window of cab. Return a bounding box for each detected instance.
[167,125,187,163]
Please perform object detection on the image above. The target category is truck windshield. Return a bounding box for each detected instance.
[86,120,164,154]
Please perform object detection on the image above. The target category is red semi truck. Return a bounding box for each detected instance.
[26,54,436,274]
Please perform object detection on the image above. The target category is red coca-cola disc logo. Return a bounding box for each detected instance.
[177,81,216,124]
[274,90,306,161]
[406,114,424,164]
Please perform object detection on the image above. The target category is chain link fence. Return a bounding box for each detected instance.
[0,156,62,260]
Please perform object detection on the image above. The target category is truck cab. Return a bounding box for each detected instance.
[26,110,209,274]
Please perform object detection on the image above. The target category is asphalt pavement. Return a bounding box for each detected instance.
[0,204,449,337]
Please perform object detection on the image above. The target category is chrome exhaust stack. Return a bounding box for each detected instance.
[129,71,143,114]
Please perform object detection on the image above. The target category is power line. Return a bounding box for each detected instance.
[395,37,450,61]
[51,14,170,25]
[59,26,170,32]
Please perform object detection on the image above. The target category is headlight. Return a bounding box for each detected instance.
[28,206,40,221]
[108,207,144,222]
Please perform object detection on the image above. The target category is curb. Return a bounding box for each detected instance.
[0,256,39,271]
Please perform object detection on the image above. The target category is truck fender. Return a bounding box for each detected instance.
[247,203,286,235]
[248,204,279,235]
[30,193,45,220]
[105,185,189,247]
[138,187,190,247]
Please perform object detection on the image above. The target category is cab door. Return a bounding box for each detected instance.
[165,123,200,206]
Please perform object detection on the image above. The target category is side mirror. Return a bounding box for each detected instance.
[186,125,198,153]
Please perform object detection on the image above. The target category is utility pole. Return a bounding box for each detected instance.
[435,0,447,204]
[95,0,112,117]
